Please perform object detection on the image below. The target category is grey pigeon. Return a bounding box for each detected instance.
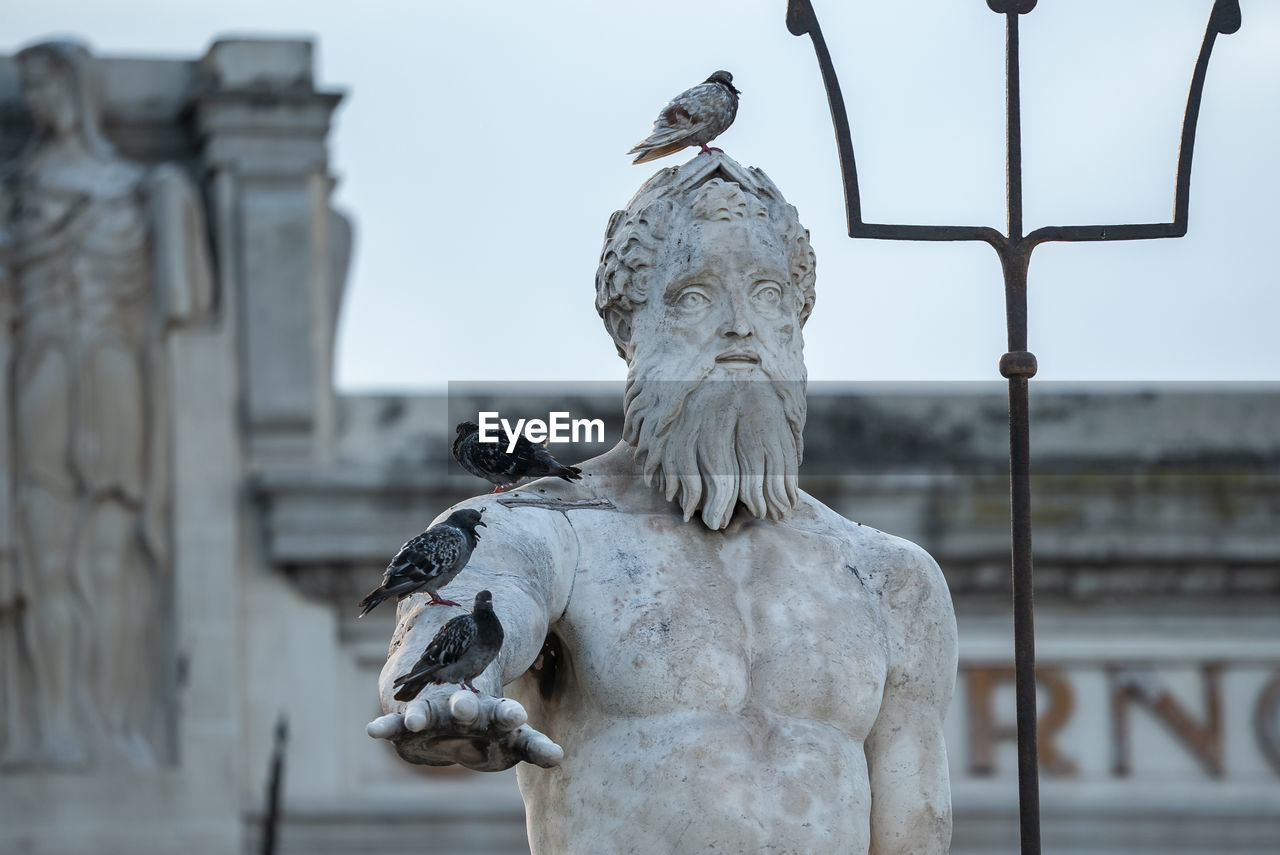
[393,590,505,699]
[452,420,582,492]
[357,508,486,616]
[628,71,740,165]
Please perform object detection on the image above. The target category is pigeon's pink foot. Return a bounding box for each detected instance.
[427,596,462,607]
[699,144,725,154]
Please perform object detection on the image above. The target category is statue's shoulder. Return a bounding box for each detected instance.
[21,151,143,199]
[792,491,951,610]
[148,161,195,188]
[439,491,578,530]
[146,162,202,205]
[493,442,660,518]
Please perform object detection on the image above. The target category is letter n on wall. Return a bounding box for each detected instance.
[1109,663,1224,778]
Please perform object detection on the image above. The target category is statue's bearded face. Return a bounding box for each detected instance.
[622,213,807,530]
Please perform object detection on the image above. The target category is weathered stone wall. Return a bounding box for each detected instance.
[263,385,1280,855]
[0,39,348,854]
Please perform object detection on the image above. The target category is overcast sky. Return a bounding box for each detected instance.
[6,1,1279,390]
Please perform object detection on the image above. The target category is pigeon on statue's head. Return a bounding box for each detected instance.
[357,508,486,616]
[628,71,740,165]
[393,589,505,699]
[451,420,582,492]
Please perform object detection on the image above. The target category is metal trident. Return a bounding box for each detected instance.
[785,1,1241,852]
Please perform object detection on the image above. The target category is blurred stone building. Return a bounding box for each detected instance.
[0,40,1276,855]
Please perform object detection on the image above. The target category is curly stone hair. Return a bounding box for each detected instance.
[595,157,817,359]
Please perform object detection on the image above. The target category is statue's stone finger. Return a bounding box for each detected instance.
[366,713,404,740]
[403,699,431,732]
[449,689,481,726]
[518,726,564,768]
[493,698,527,731]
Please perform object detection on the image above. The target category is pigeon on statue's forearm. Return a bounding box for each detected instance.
[357,508,486,616]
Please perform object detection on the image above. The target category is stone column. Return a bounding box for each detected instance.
[196,39,351,468]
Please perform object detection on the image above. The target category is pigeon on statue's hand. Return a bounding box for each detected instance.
[357,508,485,616]
[393,590,505,700]
[452,420,582,492]
[628,70,740,165]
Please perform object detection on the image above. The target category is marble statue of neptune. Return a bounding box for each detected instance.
[369,154,958,854]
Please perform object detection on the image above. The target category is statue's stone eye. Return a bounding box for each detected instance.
[753,282,783,307]
[677,288,710,310]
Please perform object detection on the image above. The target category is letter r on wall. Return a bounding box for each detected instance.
[966,665,1078,777]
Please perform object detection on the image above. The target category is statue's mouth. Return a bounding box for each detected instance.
[715,350,761,365]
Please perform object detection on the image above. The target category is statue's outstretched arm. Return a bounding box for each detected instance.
[367,495,576,771]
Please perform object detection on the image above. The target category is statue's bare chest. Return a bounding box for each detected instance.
[559,512,889,740]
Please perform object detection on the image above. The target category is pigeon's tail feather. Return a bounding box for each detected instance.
[357,587,388,618]
[393,672,434,702]
[532,447,583,482]
[392,678,421,702]
[628,124,684,151]
[631,139,691,165]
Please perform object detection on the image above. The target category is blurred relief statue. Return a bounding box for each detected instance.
[0,41,213,770]
[369,154,958,854]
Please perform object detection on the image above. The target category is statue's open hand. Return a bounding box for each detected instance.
[366,687,563,772]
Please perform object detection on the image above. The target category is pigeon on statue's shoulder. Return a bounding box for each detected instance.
[357,508,486,616]
[393,589,505,699]
[628,70,740,165]
[452,420,582,492]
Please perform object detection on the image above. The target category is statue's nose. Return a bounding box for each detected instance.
[719,293,754,338]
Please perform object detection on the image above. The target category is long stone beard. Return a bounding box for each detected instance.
[622,360,806,530]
